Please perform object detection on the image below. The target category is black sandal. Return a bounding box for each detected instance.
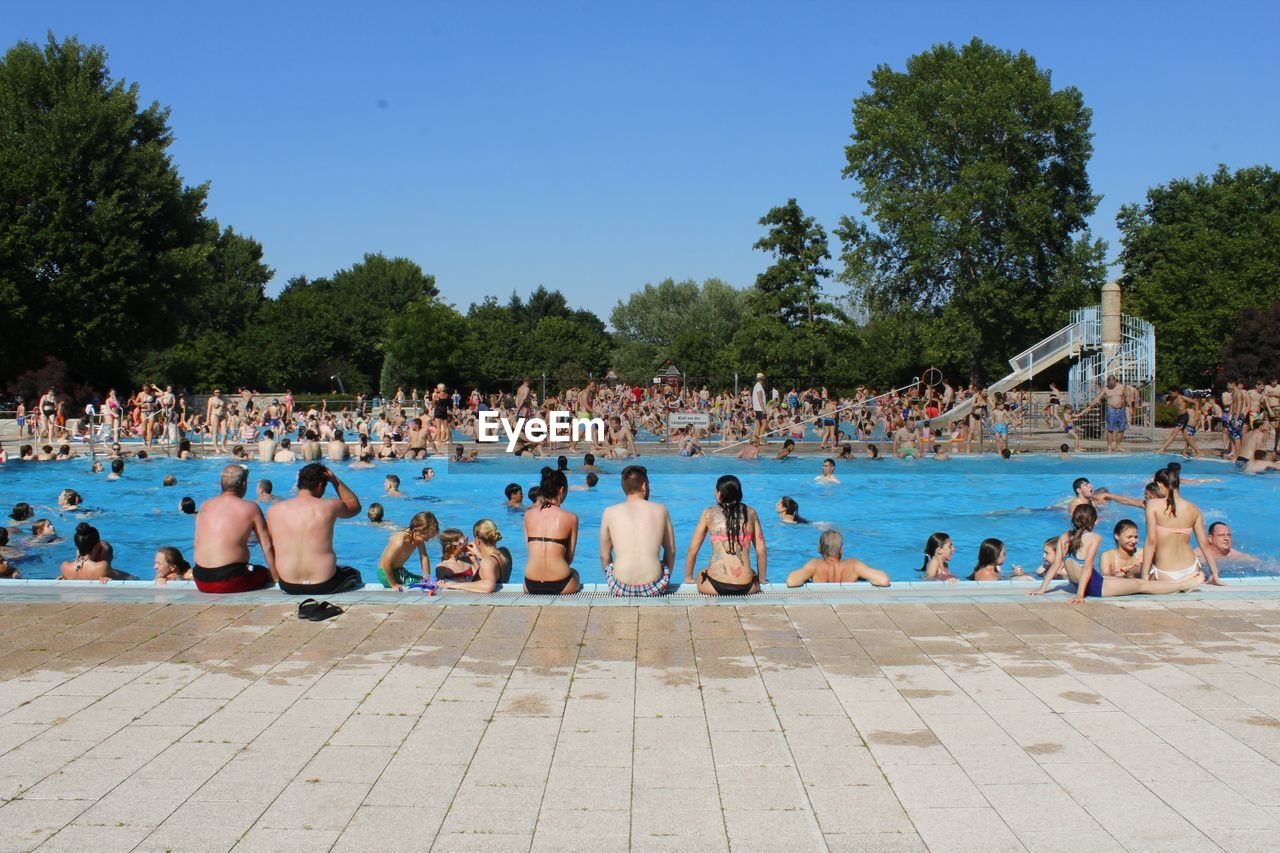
[305,600,344,622]
[297,598,319,620]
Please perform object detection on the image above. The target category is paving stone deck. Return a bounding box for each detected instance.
[3,598,1280,851]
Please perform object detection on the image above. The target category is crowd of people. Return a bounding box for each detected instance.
[1,446,1260,606]
[8,373,1280,464]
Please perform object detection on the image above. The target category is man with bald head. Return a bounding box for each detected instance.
[193,464,278,593]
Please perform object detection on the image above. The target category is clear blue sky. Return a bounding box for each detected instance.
[5,1,1278,319]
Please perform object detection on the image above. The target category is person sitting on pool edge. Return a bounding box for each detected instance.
[193,465,277,593]
[787,529,889,587]
[439,519,509,593]
[523,467,580,595]
[598,465,675,598]
[685,474,766,595]
[376,511,439,589]
[268,463,363,596]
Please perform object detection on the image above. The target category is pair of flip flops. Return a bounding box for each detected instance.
[297,598,343,621]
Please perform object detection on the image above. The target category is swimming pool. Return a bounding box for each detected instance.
[2,452,1276,585]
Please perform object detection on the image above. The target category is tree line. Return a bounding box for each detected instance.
[2,35,1276,402]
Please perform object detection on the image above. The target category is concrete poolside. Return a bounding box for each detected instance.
[4,595,1280,851]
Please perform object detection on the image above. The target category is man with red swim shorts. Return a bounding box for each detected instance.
[193,464,278,593]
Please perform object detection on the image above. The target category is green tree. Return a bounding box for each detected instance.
[1220,301,1280,385]
[837,37,1106,381]
[609,278,744,380]
[329,253,439,382]
[1119,165,1280,386]
[382,297,464,388]
[734,200,841,383]
[0,34,214,385]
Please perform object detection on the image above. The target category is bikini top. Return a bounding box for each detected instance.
[1156,525,1192,536]
[528,535,571,550]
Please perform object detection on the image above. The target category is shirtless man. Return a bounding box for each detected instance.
[598,466,675,597]
[786,529,890,587]
[267,463,363,595]
[326,430,349,462]
[607,416,637,459]
[273,437,297,463]
[193,464,277,593]
[1235,418,1271,468]
[1159,390,1203,456]
[815,458,840,484]
[206,389,227,452]
[1196,522,1258,564]
[514,378,531,412]
[258,429,277,463]
[1066,477,1142,514]
[1081,377,1128,452]
[892,422,918,459]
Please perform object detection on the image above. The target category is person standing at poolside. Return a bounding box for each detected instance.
[599,465,675,597]
[1080,376,1129,453]
[268,463,363,595]
[751,372,767,440]
[1159,389,1203,456]
[38,387,57,445]
[206,389,227,453]
[193,465,278,593]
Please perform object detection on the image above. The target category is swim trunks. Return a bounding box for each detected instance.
[992,423,1008,436]
[1105,406,1127,432]
[377,565,423,588]
[277,566,363,596]
[605,565,670,598]
[194,562,274,594]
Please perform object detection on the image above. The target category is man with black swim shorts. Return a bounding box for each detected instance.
[751,372,767,439]
[193,465,278,593]
[267,463,364,595]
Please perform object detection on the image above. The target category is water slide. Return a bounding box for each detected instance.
[927,320,1089,427]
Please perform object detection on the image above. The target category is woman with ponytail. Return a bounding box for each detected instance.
[1141,467,1222,585]
[1032,503,1201,602]
[684,474,766,595]
[522,467,580,595]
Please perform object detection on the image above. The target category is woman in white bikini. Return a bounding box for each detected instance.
[1031,504,1202,603]
[1141,467,1223,585]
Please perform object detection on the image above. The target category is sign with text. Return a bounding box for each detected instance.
[668,412,711,429]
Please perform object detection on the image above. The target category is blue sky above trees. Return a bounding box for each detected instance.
[4,0,1277,315]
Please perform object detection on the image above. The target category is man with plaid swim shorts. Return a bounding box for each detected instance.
[599,465,675,598]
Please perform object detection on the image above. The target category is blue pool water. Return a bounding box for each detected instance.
[2,453,1276,585]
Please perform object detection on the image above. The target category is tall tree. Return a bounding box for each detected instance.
[0,34,214,385]
[734,200,841,383]
[609,278,744,380]
[837,37,1106,381]
[1119,165,1280,386]
[1220,301,1280,385]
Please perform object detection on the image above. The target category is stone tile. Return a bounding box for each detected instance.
[884,763,986,810]
[808,785,913,834]
[333,804,447,851]
[235,826,343,851]
[257,780,370,830]
[299,744,396,785]
[723,806,824,851]
[906,806,1023,852]
[0,798,91,852]
[631,806,728,851]
[40,821,153,852]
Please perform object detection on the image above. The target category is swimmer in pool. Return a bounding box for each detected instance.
[787,529,889,587]
[775,496,807,524]
[920,532,958,583]
[376,511,439,589]
[1066,477,1142,515]
[815,458,840,484]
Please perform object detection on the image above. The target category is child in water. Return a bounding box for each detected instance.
[153,547,193,584]
[920,532,958,583]
[1035,537,1065,578]
[435,528,477,582]
[376,511,439,589]
[968,538,1023,580]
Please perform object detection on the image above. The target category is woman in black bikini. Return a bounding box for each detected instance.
[684,475,766,595]
[523,467,580,595]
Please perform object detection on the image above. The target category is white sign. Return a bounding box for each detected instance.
[668,412,711,429]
